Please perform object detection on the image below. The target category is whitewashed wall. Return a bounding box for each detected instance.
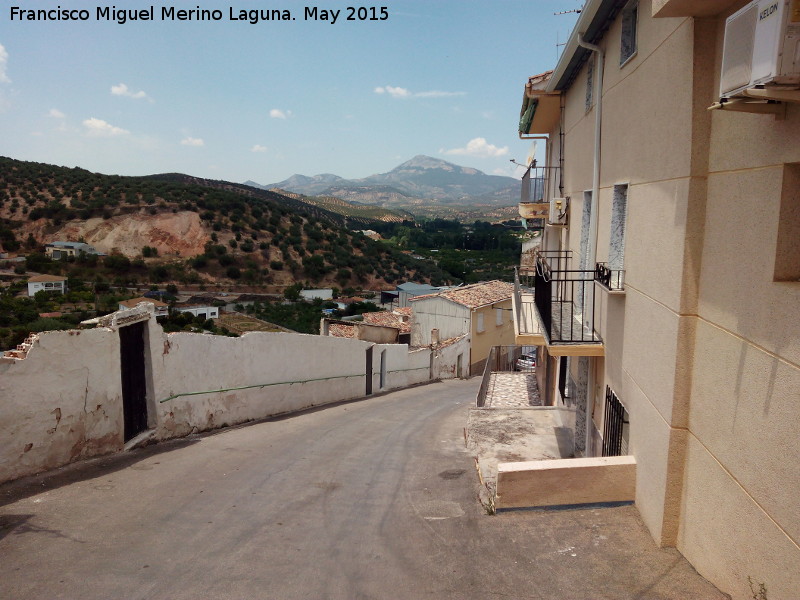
[410,297,470,346]
[0,328,125,483]
[0,313,463,484]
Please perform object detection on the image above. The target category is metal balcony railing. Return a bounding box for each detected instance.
[595,262,625,292]
[532,251,601,345]
[519,165,561,229]
[520,165,560,204]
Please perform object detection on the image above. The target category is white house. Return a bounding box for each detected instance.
[45,241,104,260]
[27,275,67,297]
[174,304,219,320]
[409,280,515,374]
[299,288,334,301]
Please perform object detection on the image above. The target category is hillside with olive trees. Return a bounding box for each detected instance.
[0,157,453,291]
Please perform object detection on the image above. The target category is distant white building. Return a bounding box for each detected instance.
[45,241,104,260]
[300,289,333,301]
[27,275,67,297]
[174,304,219,320]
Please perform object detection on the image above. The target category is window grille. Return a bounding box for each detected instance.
[620,0,639,66]
[602,386,630,457]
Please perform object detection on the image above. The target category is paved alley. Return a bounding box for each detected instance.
[0,379,726,599]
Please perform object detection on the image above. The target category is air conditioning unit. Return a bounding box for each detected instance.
[549,197,568,225]
[719,0,800,98]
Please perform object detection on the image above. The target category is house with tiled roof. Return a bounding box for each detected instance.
[27,274,67,297]
[320,318,401,344]
[362,310,411,333]
[409,280,514,374]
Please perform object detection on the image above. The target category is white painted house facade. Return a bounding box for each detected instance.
[27,275,68,297]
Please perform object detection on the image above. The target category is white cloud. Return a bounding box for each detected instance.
[111,83,151,101]
[374,85,410,98]
[270,108,291,119]
[442,137,509,158]
[251,144,267,153]
[83,117,130,137]
[0,44,10,84]
[180,137,204,147]
[48,108,65,118]
[374,85,464,99]
[415,90,466,98]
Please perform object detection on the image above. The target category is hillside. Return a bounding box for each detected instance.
[0,157,452,290]
[259,155,519,208]
[273,189,413,223]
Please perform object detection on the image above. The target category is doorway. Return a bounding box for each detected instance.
[119,322,148,442]
[365,346,374,395]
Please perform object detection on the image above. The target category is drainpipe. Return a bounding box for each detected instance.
[577,35,603,457]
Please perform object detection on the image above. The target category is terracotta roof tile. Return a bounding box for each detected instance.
[328,322,357,338]
[409,280,513,309]
[28,274,67,283]
[362,311,410,333]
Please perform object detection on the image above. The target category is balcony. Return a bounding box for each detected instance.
[518,165,559,230]
[594,262,625,294]
[514,252,604,356]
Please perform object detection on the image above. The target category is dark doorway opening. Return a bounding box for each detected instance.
[119,322,148,442]
[365,346,373,395]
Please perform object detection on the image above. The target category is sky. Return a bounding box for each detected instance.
[0,1,580,184]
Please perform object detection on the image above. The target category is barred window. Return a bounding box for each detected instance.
[620,0,638,66]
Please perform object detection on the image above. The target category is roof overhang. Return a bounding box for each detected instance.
[519,89,562,136]
[546,0,627,93]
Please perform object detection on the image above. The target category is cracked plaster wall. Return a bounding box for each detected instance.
[1,317,457,484]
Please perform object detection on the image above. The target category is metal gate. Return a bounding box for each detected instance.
[119,322,148,442]
[602,385,629,457]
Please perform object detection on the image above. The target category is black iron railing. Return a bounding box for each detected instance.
[520,165,560,204]
[595,262,625,292]
[602,385,629,457]
[533,251,601,344]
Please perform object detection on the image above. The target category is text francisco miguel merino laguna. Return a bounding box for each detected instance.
[8,5,390,25]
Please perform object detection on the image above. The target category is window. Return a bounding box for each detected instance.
[495,308,503,326]
[609,184,629,271]
[602,386,630,457]
[585,55,594,112]
[579,190,593,271]
[620,0,638,66]
[476,312,485,333]
[774,163,800,282]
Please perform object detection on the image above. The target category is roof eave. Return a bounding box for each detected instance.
[546,0,627,93]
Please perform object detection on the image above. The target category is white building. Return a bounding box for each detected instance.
[175,305,219,320]
[27,275,67,297]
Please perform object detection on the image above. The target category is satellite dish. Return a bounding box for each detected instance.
[526,140,538,167]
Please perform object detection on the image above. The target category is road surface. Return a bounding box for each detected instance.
[0,379,725,599]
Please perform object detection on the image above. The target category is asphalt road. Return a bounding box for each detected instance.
[0,379,726,599]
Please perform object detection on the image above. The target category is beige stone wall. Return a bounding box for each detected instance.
[555,1,698,546]
[539,0,799,595]
[675,9,800,596]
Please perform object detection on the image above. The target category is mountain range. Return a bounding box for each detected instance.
[245,155,520,208]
